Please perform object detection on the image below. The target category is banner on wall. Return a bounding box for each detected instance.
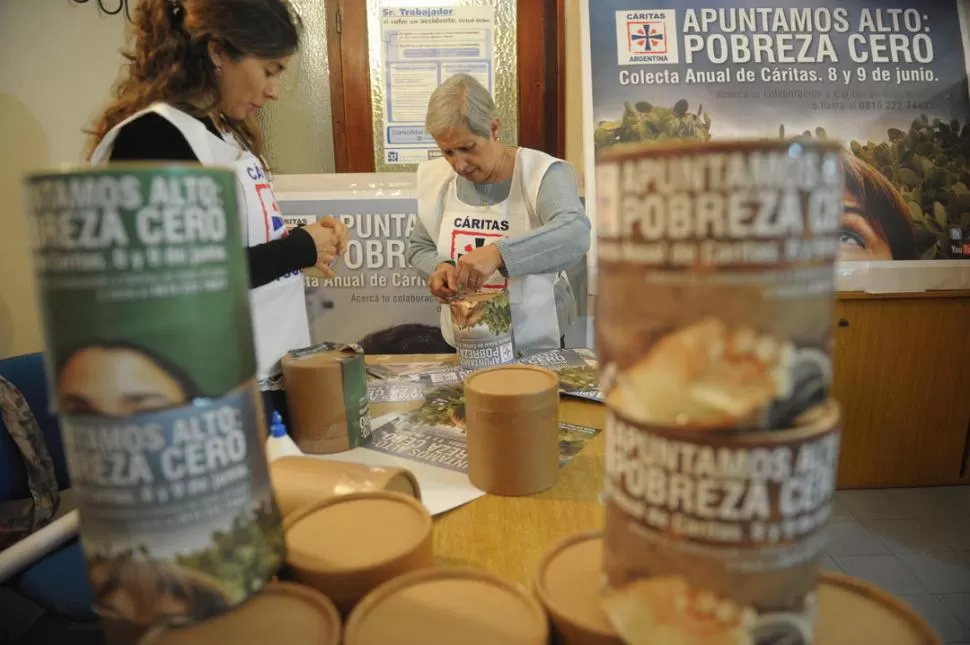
[274,175,441,349]
[581,1,970,291]
[275,174,593,351]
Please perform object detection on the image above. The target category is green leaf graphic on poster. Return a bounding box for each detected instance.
[907,201,923,221]
[594,99,711,149]
[934,202,948,227]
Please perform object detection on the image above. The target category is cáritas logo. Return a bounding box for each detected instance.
[615,9,680,66]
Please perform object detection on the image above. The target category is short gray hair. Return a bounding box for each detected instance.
[425,73,497,138]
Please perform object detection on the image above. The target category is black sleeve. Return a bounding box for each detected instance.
[108,114,318,288]
[249,226,318,288]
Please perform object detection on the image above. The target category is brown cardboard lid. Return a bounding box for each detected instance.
[465,365,558,405]
[284,491,432,575]
[816,572,940,645]
[345,568,548,645]
[148,582,340,645]
[282,348,354,369]
[535,532,623,645]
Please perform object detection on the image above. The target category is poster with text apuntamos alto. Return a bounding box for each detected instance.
[581,2,970,291]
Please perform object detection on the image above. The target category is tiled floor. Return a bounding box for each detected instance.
[827,486,970,643]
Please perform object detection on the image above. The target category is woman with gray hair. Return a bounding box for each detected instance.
[407,73,590,351]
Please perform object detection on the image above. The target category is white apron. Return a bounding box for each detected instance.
[417,148,562,351]
[90,103,309,387]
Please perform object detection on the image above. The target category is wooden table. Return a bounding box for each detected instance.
[366,354,607,585]
[362,355,941,643]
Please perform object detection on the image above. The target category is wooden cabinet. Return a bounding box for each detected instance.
[833,291,970,488]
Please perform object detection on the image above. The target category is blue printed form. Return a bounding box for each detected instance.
[381,6,496,165]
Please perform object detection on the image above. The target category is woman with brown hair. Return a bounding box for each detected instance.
[86,0,347,424]
[841,154,919,261]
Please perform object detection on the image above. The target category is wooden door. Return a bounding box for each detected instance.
[833,294,970,488]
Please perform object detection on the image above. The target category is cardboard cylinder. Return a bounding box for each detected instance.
[449,289,516,370]
[464,365,560,496]
[814,572,940,645]
[281,343,371,454]
[24,166,284,636]
[345,568,548,645]
[283,492,434,615]
[269,456,421,518]
[534,532,623,645]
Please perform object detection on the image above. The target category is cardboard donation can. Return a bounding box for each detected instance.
[464,365,560,496]
[595,140,844,645]
[281,343,371,454]
[449,290,515,369]
[23,165,284,634]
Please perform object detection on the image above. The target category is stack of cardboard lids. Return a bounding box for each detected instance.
[534,533,941,645]
[283,491,435,614]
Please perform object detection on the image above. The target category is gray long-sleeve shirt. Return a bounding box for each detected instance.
[406,160,590,335]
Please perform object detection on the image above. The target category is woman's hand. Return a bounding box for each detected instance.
[302,221,340,277]
[429,262,458,303]
[455,245,504,292]
[318,215,350,255]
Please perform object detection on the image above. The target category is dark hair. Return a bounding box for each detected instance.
[59,342,203,401]
[843,154,919,260]
[358,324,455,355]
[86,0,302,159]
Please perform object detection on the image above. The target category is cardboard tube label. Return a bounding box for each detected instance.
[450,290,515,369]
[602,408,841,645]
[596,141,843,432]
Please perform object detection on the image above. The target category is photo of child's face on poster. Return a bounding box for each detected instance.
[57,344,199,417]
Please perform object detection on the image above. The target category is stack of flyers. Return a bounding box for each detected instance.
[366,349,604,403]
[366,360,455,380]
[519,349,603,403]
[366,379,429,403]
[365,385,600,471]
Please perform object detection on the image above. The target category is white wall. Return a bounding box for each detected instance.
[0,0,130,357]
